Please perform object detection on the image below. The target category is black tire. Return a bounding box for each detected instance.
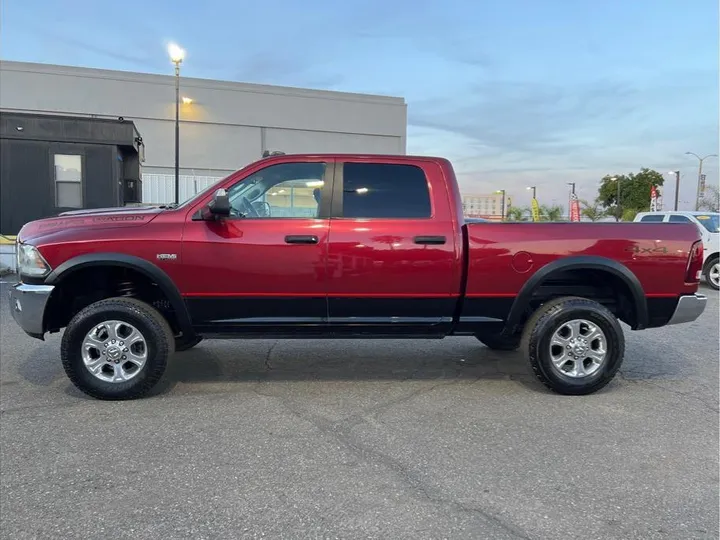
[61,297,175,400]
[477,333,521,351]
[175,335,203,352]
[704,257,719,290]
[520,296,625,396]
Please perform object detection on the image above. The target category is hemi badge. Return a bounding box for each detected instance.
[157,253,178,261]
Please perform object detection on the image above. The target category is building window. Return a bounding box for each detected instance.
[342,163,431,218]
[54,154,83,208]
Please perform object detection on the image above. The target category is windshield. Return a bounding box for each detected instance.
[696,214,720,233]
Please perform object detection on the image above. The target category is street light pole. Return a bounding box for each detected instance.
[527,186,536,199]
[567,182,576,195]
[685,152,718,210]
[668,171,681,211]
[495,190,506,221]
[168,43,185,204]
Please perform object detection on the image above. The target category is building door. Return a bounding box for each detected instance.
[180,160,334,335]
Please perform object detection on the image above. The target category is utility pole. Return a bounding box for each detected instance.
[685,152,718,210]
[495,190,506,221]
[669,170,681,211]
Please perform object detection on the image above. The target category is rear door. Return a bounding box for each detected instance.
[180,159,334,335]
[325,159,462,336]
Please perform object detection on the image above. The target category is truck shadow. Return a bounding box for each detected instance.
[150,339,538,396]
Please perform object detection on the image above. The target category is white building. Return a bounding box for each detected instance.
[0,60,407,203]
[461,192,506,220]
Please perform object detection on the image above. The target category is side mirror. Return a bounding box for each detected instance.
[197,189,231,220]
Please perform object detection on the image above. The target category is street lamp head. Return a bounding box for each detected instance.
[494,190,504,194]
[168,43,185,64]
[526,186,535,190]
[181,96,193,104]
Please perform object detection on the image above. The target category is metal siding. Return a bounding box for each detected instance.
[0,140,52,234]
[0,61,407,177]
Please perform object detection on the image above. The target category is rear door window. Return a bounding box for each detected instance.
[669,215,692,223]
[340,163,431,218]
[640,214,665,222]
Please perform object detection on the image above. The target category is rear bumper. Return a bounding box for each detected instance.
[666,294,707,326]
[8,283,54,339]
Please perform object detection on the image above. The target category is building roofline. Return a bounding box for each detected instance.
[0,60,406,106]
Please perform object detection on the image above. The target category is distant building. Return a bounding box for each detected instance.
[461,192,505,220]
[0,60,407,208]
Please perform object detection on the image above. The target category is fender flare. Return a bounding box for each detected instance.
[45,253,195,337]
[504,255,648,333]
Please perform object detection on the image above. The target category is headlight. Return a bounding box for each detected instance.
[17,243,52,278]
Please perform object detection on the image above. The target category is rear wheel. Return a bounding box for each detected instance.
[705,258,719,290]
[61,297,174,400]
[521,296,625,395]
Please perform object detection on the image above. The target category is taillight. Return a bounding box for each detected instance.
[685,240,704,283]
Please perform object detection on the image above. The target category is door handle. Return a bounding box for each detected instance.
[414,236,446,245]
[285,235,319,244]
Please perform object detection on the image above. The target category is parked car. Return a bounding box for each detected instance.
[10,154,707,400]
[634,211,719,290]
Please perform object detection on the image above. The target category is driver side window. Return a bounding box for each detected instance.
[226,162,327,219]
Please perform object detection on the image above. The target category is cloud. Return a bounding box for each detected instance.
[234,50,344,88]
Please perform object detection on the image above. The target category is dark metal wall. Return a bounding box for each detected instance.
[0,112,142,235]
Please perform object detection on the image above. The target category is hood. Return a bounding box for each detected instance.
[18,206,165,243]
[58,205,165,216]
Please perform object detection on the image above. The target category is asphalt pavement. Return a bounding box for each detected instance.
[1,280,718,540]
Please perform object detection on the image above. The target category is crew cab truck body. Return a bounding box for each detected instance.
[10,154,707,400]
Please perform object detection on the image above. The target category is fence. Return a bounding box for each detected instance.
[141,174,226,205]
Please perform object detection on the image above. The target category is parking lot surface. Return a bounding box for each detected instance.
[1,280,718,540]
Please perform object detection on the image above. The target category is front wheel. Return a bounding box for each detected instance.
[520,296,625,395]
[61,297,175,400]
[705,259,719,290]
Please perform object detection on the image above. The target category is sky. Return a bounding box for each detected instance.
[1,0,718,210]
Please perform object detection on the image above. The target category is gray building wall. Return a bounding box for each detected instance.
[0,61,407,179]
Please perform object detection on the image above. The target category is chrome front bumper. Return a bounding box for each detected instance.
[8,283,54,339]
[666,294,707,326]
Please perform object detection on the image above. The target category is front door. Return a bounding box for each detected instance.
[180,160,334,336]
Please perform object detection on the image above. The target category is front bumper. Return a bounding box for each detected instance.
[8,283,54,339]
[666,293,707,326]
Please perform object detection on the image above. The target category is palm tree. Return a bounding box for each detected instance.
[540,204,564,221]
[505,206,529,221]
[580,199,607,222]
[698,184,720,212]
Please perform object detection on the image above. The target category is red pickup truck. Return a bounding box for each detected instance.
[10,153,707,400]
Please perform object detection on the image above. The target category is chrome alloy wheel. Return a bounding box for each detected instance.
[709,262,720,289]
[549,319,607,378]
[81,320,148,383]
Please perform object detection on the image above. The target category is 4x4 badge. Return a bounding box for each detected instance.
[625,246,668,254]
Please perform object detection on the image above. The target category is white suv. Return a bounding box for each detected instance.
[634,211,720,290]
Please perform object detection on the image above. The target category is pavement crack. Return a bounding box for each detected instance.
[264,340,279,371]
[254,389,531,540]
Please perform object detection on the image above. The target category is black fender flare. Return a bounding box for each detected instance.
[45,253,195,338]
[504,255,648,333]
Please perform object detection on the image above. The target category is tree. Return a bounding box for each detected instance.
[597,168,664,221]
[698,184,719,212]
[539,204,564,221]
[506,206,529,221]
[579,199,607,221]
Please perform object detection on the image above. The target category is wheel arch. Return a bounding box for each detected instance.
[45,253,194,338]
[504,256,648,334]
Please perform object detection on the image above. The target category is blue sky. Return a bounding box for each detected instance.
[1,0,717,209]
